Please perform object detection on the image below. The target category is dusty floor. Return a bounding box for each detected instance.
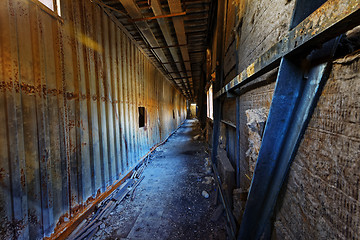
[90,119,227,240]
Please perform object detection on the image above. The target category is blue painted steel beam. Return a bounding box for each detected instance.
[237,0,347,238]
[238,39,338,239]
[235,97,240,188]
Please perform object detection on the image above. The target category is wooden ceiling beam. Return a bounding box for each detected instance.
[150,0,190,93]
[117,0,168,61]
[184,0,211,5]
[128,11,186,22]
[150,44,187,49]
[118,0,187,90]
[168,0,194,96]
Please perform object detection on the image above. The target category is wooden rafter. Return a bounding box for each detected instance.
[117,0,190,97]
[103,0,212,100]
[128,11,186,22]
[168,0,194,97]
[150,0,191,97]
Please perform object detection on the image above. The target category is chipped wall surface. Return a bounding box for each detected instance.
[208,0,360,238]
[273,53,360,240]
[0,0,186,238]
[239,82,275,189]
[245,108,268,178]
[215,0,295,189]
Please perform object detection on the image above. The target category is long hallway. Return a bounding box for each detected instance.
[1,0,359,239]
[90,120,226,239]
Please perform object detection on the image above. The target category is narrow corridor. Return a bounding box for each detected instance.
[1,1,359,239]
[88,120,227,240]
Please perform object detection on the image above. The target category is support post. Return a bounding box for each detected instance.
[235,96,240,188]
[211,0,226,164]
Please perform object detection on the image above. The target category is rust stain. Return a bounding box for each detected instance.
[0,80,122,103]
[20,169,26,188]
[124,137,128,152]
[70,203,85,216]
[48,170,133,240]
[1,1,187,239]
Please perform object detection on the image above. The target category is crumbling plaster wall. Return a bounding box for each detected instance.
[273,52,360,240]
[212,0,359,238]
[238,82,275,189]
[233,0,360,237]
[230,0,295,189]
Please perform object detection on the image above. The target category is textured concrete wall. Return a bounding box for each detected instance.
[0,0,186,238]
[273,52,360,240]
[212,0,360,238]
[238,82,275,189]
[215,0,295,189]
[237,0,295,72]
[232,0,295,189]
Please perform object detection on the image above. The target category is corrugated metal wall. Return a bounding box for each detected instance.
[0,0,187,239]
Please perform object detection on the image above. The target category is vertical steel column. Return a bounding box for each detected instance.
[235,96,240,188]
[211,0,226,163]
[238,0,338,238]
[211,1,238,239]
[238,45,338,239]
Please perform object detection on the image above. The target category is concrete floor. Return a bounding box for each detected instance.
[92,119,227,240]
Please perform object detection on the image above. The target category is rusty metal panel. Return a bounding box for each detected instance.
[0,0,187,239]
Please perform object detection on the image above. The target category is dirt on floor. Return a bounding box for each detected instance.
[82,119,227,240]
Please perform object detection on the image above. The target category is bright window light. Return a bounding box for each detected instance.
[207,84,213,120]
[39,0,54,10]
[38,0,61,16]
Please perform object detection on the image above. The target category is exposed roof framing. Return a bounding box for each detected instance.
[168,0,193,95]
[98,0,213,100]
[150,0,189,96]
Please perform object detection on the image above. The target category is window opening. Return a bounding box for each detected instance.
[37,0,61,16]
[138,107,145,128]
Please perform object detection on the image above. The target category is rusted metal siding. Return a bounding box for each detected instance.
[0,0,187,239]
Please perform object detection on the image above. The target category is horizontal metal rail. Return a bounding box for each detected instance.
[221,120,236,129]
[214,0,360,99]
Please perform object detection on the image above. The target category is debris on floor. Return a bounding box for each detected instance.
[204,157,213,174]
[76,119,227,240]
[193,134,201,140]
[67,160,149,240]
[202,176,214,185]
[202,190,210,199]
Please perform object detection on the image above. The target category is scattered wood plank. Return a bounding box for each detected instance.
[130,176,145,201]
